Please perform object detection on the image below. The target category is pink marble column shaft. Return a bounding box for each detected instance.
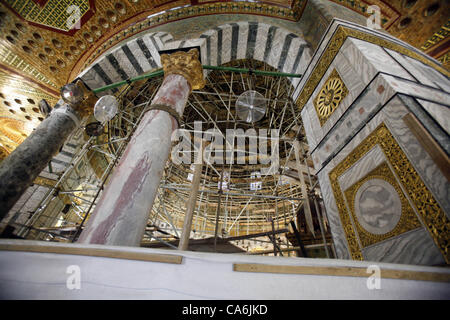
[78,74,190,246]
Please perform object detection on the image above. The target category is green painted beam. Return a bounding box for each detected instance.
[202,65,302,78]
[92,65,302,94]
[92,69,164,94]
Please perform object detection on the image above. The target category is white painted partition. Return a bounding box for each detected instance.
[0,240,449,299]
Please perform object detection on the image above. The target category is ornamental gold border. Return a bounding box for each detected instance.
[343,162,421,248]
[295,25,450,111]
[329,123,450,263]
[313,68,348,126]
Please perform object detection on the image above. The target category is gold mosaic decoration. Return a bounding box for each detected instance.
[343,162,421,248]
[329,123,450,263]
[438,51,450,69]
[421,18,450,51]
[0,47,58,89]
[295,25,450,112]
[313,68,348,126]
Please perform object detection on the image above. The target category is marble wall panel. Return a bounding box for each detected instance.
[337,145,385,191]
[282,39,301,74]
[320,51,366,134]
[310,74,395,172]
[383,48,440,90]
[219,25,232,65]
[141,34,163,67]
[381,74,450,107]
[342,38,414,83]
[253,23,269,62]
[402,55,450,93]
[416,99,450,134]
[382,97,450,217]
[110,46,140,79]
[317,167,350,259]
[317,99,447,264]
[362,228,445,265]
[266,28,289,71]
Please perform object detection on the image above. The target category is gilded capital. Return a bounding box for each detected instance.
[160,49,205,90]
[74,80,98,118]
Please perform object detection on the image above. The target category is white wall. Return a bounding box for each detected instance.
[0,239,449,299]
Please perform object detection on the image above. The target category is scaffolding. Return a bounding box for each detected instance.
[6,59,334,258]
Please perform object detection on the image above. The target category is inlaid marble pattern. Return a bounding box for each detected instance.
[310,73,394,171]
[309,92,448,263]
[355,179,402,235]
[327,121,448,262]
[298,20,450,265]
[292,19,449,106]
[313,68,348,126]
[343,162,421,248]
[381,97,450,218]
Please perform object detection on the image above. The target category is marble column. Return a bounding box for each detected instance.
[78,49,205,246]
[0,102,82,221]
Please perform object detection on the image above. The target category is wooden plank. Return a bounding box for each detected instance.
[222,228,289,242]
[0,243,183,264]
[233,263,450,283]
[403,112,450,181]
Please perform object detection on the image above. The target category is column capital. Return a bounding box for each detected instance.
[160,49,205,90]
[74,80,98,118]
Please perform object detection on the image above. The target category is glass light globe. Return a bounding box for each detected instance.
[94,95,118,122]
[236,90,266,123]
[60,83,84,105]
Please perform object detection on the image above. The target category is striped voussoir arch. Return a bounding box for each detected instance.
[79,32,174,95]
[78,22,311,95]
[195,22,311,89]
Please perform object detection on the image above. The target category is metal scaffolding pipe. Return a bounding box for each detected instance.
[178,143,203,251]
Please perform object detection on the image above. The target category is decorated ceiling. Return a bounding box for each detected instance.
[0,0,448,159]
